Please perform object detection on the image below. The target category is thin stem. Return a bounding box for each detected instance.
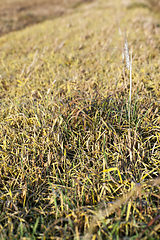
[130,50,132,110]
[129,50,132,162]
[129,49,132,124]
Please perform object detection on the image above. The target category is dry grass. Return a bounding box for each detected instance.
[146,0,160,13]
[0,0,93,36]
[0,0,160,239]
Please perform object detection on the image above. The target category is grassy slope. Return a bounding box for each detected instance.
[0,0,94,36]
[0,0,160,239]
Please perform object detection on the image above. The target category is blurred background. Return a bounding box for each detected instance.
[0,0,160,37]
[0,0,93,36]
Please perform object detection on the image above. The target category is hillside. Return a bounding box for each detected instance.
[0,0,160,239]
[0,0,93,36]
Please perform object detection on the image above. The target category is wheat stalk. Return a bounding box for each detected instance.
[124,33,133,163]
[124,33,132,118]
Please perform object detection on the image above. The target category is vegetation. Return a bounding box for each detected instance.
[0,0,93,36]
[146,0,160,13]
[0,0,160,239]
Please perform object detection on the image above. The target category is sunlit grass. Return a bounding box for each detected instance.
[0,0,160,239]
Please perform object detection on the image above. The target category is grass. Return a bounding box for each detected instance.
[146,0,160,13]
[0,0,160,239]
[0,0,94,37]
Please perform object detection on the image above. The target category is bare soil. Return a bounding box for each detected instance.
[0,0,93,36]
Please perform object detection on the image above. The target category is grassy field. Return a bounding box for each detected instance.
[0,0,93,36]
[0,0,160,239]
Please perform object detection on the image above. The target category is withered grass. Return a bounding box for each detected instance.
[0,0,160,239]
